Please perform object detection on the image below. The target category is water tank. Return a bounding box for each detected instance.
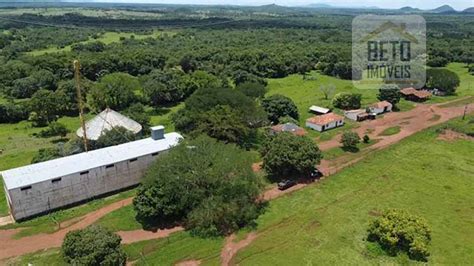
[151,125,165,140]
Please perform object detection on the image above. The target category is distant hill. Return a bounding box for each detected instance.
[306,3,333,9]
[462,7,474,13]
[399,6,421,12]
[432,5,456,13]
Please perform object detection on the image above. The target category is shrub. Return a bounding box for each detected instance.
[363,134,370,143]
[332,92,362,110]
[38,122,69,138]
[367,209,431,261]
[340,131,360,151]
[261,132,322,179]
[0,102,28,123]
[93,126,137,149]
[62,225,126,266]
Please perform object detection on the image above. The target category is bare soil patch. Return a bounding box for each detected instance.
[437,130,474,142]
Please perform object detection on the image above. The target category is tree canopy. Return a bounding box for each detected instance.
[173,86,267,146]
[261,132,322,179]
[377,84,401,106]
[332,92,362,110]
[133,136,263,237]
[426,69,460,95]
[88,72,139,111]
[261,94,299,124]
[62,225,127,266]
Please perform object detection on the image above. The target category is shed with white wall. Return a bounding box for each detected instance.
[1,127,182,221]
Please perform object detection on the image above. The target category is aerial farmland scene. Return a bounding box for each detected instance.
[0,0,472,265]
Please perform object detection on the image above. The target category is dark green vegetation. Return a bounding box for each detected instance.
[173,85,267,147]
[261,133,322,179]
[377,84,401,106]
[340,131,361,151]
[261,94,299,124]
[332,92,362,110]
[368,209,431,261]
[62,225,126,265]
[133,136,263,237]
[426,68,461,95]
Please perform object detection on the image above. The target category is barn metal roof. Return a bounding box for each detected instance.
[309,105,331,114]
[1,132,183,190]
[76,108,142,140]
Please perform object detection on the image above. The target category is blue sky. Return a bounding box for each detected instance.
[90,0,472,10]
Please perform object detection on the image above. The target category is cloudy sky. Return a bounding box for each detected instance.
[89,0,472,10]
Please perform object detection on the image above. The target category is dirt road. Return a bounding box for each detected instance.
[0,99,472,262]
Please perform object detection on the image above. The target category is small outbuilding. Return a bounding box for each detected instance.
[76,108,142,140]
[309,105,331,115]
[306,113,344,132]
[270,123,307,136]
[344,109,371,121]
[368,101,393,115]
[400,87,431,102]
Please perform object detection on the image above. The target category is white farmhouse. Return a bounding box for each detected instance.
[1,126,182,221]
[306,113,344,132]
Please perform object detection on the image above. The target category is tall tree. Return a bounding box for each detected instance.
[261,133,322,179]
[261,94,299,124]
[88,73,139,111]
[377,84,401,106]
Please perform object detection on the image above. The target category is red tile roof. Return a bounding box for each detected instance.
[306,113,344,126]
[400,87,417,95]
[400,87,431,98]
[371,101,392,109]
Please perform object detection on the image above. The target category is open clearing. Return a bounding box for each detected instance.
[27,31,169,56]
[3,111,473,265]
[233,117,474,265]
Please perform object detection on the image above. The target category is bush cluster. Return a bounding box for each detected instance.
[367,209,431,261]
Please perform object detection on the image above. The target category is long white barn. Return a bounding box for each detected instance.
[1,126,182,221]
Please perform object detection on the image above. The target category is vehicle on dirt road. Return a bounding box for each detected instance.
[278,179,297,190]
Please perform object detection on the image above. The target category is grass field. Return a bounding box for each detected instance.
[0,105,178,218]
[27,31,169,56]
[3,231,223,266]
[6,117,473,265]
[378,126,401,136]
[233,117,474,265]
[427,63,474,103]
[0,188,136,239]
[266,72,415,140]
[0,7,165,19]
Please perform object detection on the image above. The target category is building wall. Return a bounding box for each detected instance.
[306,120,344,132]
[306,122,323,132]
[7,152,164,221]
[344,112,359,121]
[369,105,392,115]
